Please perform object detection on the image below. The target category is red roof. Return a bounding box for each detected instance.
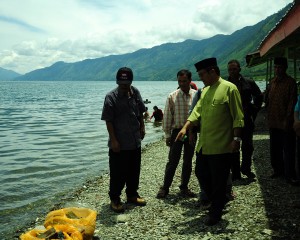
[260,1,300,56]
[246,1,300,67]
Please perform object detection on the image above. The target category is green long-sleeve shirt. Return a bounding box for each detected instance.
[188,78,244,154]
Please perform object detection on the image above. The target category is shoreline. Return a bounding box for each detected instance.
[15,109,300,239]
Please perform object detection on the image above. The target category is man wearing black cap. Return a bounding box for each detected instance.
[176,58,244,225]
[266,57,297,182]
[101,67,147,213]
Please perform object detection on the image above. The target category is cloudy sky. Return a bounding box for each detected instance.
[0,0,293,74]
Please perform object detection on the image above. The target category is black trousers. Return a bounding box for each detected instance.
[162,129,195,190]
[269,128,296,179]
[297,136,300,178]
[231,117,255,178]
[241,118,255,173]
[195,150,232,219]
[108,148,141,201]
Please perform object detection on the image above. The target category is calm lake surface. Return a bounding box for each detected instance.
[0,80,266,238]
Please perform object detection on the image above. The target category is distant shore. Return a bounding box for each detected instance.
[16,108,300,240]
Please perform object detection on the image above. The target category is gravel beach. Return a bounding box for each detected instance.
[17,108,300,240]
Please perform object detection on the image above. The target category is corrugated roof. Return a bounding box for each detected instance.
[258,2,295,50]
[246,0,300,67]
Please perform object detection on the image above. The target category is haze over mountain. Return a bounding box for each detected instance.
[11,4,290,81]
[0,67,21,81]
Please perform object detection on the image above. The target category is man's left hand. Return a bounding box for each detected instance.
[230,140,240,152]
[140,127,145,140]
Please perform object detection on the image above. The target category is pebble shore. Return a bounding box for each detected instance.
[18,109,300,240]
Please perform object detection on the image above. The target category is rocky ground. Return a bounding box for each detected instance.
[16,108,300,240]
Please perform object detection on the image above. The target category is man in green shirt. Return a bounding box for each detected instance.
[176,58,244,225]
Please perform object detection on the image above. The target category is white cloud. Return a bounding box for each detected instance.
[0,0,293,74]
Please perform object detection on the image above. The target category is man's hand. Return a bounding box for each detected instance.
[230,140,240,152]
[140,126,146,140]
[293,121,300,131]
[294,121,300,136]
[166,137,171,146]
[111,139,121,152]
[189,132,196,147]
[175,128,186,142]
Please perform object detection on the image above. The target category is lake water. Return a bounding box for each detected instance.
[0,80,266,238]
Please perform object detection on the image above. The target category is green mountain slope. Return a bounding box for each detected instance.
[15,4,291,81]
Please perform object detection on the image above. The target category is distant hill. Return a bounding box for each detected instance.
[15,4,291,81]
[0,67,21,80]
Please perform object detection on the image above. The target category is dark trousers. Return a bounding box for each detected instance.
[231,152,241,180]
[231,117,254,178]
[241,118,255,173]
[163,129,195,190]
[297,136,300,178]
[269,128,296,179]
[195,150,232,218]
[108,148,141,201]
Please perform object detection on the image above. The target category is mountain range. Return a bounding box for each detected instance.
[0,67,21,81]
[1,4,291,81]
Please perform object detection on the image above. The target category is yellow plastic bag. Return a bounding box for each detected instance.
[19,225,83,240]
[44,207,97,240]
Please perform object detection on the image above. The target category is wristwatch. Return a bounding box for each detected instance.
[233,137,242,142]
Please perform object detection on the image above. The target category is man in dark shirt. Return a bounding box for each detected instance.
[150,106,163,121]
[101,67,146,213]
[227,59,263,180]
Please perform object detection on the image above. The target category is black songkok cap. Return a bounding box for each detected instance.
[194,57,218,72]
[116,67,133,84]
[274,57,288,67]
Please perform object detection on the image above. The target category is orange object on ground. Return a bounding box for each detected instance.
[19,225,83,240]
[44,207,97,240]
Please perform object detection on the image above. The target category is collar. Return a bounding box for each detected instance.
[179,87,192,96]
[210,77,222,89]
[117,86,133,97]
[274,74,288,82]
[228,75,243,82]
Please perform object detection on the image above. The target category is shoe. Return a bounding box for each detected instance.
[291,201,300,208]
[204,215,221,226]
[286,178,300,186]
[270,173,283,179]
[225,191,236,203]
[180,188,197,198]
[196,199,211,210]
[232,175,242,181]
[156,187,169,199]
[127,196,147,206]
[110,199,125,213]
[241,171,256,179]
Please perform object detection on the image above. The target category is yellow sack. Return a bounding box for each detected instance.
[19,225,83,240]
[44,207,97,240]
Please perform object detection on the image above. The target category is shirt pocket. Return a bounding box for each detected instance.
[212,97,228,106]
[210,98,228,115]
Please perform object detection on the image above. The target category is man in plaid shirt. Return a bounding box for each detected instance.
[156,69,197,198]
